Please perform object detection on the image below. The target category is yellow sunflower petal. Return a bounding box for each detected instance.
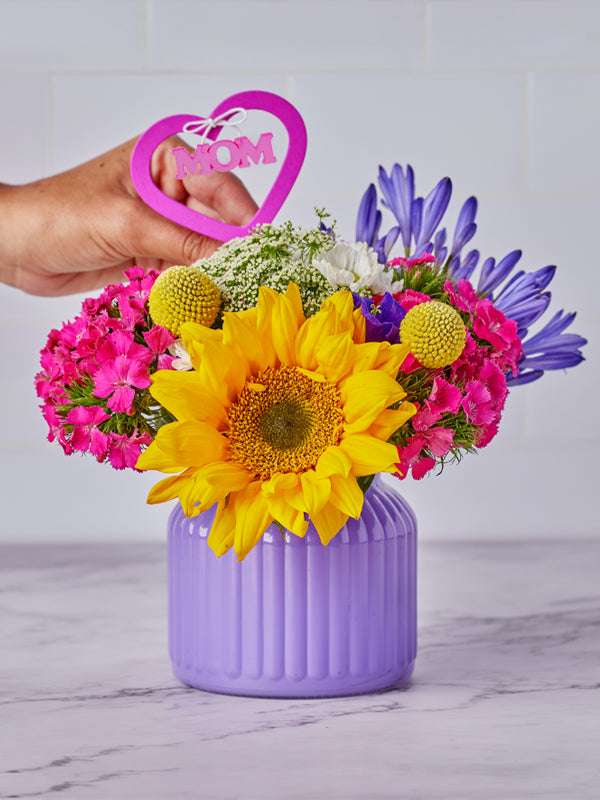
[339,433,400,476]
[222,307,276,376]
[261,472,301,496]
[232,482,274,561]
[196,338,246,405]
[299,470,331,516]
[145,468,196,505]
[315,445,353,479]
[178,337,203,372]
[261,473,308,536]
[341,370,407,433]
[254,286,278,347]
[180,321,223,370]
[321,290,365,343]
[145,467,206,517]
[328,473,364,519]
[264,494,308,538]
[368,403,417,440]
[192,461,253,510]
[150,370,227,427]
[310,501,349,546]
[350,340,410,379]
[350,340,410,378]
[180,319,243,403]
[315,330,357,383]
[284,281,305,321]
[180,320,223,346]
[352,308,366,342]
[136,420,227,472]
[350,341,388,374]
[295,307,342,370]
[180,479,208,518]
[208,498,236,557]
[257,284,279,315]
[271,283,305,365]
[371,340,412,377]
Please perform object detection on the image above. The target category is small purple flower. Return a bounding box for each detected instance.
[353,292,406,344]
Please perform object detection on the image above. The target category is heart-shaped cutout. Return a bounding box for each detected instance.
[130,91,307,242]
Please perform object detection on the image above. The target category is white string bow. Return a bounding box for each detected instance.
[181,108,248,144]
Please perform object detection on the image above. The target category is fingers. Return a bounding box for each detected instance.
[17,264,135,297]
[184,170,258,227]
[150,136,188,204]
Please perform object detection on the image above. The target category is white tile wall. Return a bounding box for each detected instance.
[149,1,424,71]
[0,1,145,72]
[0,76,48,183]
[0,0,597,542]
[531,72,600,193]
[0,448,172,539]
[428,0,600,69]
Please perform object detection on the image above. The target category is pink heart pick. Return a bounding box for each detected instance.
[130,90,307,242]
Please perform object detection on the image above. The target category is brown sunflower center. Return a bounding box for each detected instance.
[226,365,343,480]
[260,400,313,450]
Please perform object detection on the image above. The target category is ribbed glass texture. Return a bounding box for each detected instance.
[167,475,417,697]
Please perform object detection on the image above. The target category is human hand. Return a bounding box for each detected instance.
[0,135,258,296]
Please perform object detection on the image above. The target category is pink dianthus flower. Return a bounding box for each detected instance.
[65,406,111,458]
[107,430,152,470]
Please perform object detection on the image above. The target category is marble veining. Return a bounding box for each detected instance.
[1,540,599,799]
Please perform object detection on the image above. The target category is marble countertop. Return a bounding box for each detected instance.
[1,539,599,800]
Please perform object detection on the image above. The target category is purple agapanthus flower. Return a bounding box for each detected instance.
[506,311,587,385]
[355,183,399,263]
[354,163,586,384]
[352,292,406,344]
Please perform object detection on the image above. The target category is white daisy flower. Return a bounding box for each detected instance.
[312,241,403,296]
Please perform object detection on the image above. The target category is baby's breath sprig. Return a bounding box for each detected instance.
[193,221,335,316]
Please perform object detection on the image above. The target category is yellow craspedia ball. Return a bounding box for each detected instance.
[400,300,466,369]
[148,265,222,336]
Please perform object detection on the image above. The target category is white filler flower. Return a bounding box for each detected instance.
[168,339,193,371]
[313,241,403,296]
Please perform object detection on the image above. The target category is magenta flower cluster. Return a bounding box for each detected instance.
[360,261,523,480]
[35,268,176,470]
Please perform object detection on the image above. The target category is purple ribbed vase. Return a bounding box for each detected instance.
[167,475,417,698]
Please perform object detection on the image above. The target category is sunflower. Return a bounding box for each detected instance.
[137,283,416,560]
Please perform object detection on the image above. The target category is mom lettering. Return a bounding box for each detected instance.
[172,132,277,179]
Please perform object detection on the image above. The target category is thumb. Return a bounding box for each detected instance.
[128,201,224,266]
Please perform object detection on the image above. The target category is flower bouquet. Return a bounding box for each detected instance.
[36,163,586,696]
